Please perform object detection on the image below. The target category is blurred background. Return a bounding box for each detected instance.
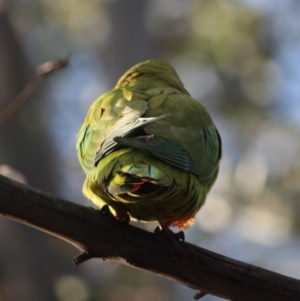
[1,0,300,300]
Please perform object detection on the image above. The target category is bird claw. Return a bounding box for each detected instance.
[118,212,130,224]
[100,204,115,218]
[100,205,130,224]
[154,226,185,242]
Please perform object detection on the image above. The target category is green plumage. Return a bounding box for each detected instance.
[76,59,221,230]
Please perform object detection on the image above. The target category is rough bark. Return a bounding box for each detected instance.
[0,174,299,301]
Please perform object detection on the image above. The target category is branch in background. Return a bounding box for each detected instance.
[0,174,299,301]
[0,59,69,127]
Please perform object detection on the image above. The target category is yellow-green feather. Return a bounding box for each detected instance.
[83,149,207,227]
[77,59,221,229]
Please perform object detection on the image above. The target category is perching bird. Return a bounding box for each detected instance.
[76,59,221,234]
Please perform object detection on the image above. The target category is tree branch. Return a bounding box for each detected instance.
[0,58,68,127]
[0,174,299,301]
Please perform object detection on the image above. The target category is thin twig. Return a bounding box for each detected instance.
[0,58,68,127]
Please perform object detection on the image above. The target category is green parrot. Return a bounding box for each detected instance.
[76,59,221,233]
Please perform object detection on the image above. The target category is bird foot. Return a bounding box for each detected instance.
[154,226,185,242]
[100,204,115,218]
[117,211,130,224]
[100,205,130,224]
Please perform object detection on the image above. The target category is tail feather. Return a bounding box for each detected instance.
[107,163,169,196]
[84,149,207,230]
